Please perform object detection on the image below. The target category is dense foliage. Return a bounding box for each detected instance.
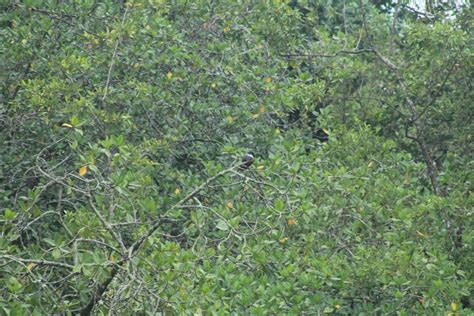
[1,0,472,314]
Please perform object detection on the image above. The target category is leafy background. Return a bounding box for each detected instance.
[0,0,472,314]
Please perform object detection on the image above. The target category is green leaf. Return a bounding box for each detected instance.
[7,276,22,293]
[73,264,82,273]
[4,208,16,220]
[70,116,79,126]
[274,199,285,212]
[216,219,229,231]
[52,248,61,260]
[43,238,57,247]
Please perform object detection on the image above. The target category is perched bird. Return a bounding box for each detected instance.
[240,152,255,170]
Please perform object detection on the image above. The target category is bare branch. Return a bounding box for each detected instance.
[1,255,74,270]
[80,163,241,315]
[102,7,130,101]
[279,49,374,59]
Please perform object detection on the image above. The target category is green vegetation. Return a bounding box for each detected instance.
[1,0,472,314]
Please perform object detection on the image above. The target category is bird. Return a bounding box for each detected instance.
[240,152,254,170]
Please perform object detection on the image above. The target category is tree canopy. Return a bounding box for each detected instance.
[0,0,472,314]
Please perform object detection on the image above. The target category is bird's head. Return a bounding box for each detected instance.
[240,152,255,169]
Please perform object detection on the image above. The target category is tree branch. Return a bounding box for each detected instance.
[79,163,240,315]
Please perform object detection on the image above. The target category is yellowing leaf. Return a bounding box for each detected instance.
[252,113,260,119]
[79,166,88,176]
[256,165,264,170]
[226,202,233,209]
[322,128,329,135]
[403,173,410,185]
[287,218,297,226]
[416,230,426,237]
[175,187,181,195]
[27,263,35,272]
[223,26,230,33]
[61,123,73,128]
[264,76,272,83]
[275,128,280,135]
[323,307,335,314]
[226,115,234,124]
[368,160,374,168]
[211,82,217,88]
[279,237,289,243]
[259,105,265,113]
[166,72,173,80]
[335,305,341,309]
[451,302,457,312]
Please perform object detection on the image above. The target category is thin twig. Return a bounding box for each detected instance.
[280,49,374,59]
[79,163,241,315]
[1,255,74,270]
[102,7,129,101]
